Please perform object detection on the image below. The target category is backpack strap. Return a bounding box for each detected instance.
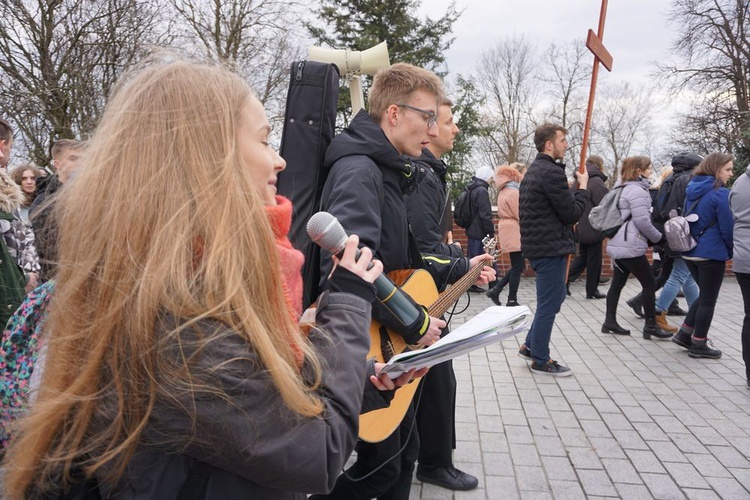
[177,459,212,500]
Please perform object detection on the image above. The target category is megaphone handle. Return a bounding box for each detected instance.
[349,76,365,114]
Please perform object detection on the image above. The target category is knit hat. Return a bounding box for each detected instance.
[671,152,703,171]
[476,166,494,181]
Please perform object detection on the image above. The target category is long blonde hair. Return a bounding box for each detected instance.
[4,60,324,496]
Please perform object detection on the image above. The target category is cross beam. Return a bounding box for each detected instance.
[579,0,613,173]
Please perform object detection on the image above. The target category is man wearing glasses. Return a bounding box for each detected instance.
[311,63,471,499]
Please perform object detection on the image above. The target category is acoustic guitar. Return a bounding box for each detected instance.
[359,236,496,443]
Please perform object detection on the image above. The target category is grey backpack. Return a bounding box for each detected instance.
[588,185,629,238]
[663,197,715,252]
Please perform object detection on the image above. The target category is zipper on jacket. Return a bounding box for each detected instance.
[295,61,305,81]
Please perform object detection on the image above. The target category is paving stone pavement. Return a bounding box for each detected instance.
[410,276,750,500]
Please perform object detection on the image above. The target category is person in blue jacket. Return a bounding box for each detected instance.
[672,152,734,359]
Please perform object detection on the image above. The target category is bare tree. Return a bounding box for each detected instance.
[0,0,168,166]
[539,39,591,171]
[591,82,655,181]
[661,0,750,159]
[170,0,304,131]
[475,35,539,166]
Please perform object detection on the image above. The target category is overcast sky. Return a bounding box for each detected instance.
[418,0,675,85]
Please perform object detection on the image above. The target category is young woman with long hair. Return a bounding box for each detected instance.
[672,152,734,359]
[10,164,40,223]
[602,156,672,340]
[487,164,524,306]
[1,60,385,499]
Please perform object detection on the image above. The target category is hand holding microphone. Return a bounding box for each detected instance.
[334,234,383,284]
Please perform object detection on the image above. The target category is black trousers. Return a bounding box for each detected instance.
[496,251,524,302]
[606,255,657,320]
[568,242,603,296]
[313,404,419,500]
[684,259,726,339]
[416,358,457,468]
[736,272,750,382]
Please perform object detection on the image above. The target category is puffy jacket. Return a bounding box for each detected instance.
[495,181,520,253]
[730,167,750,273]
[606,178,662,260]
[405,149,462,258]
[465,176,494,240]
[519,153,589,259]
[683,175,733,261]
[574,162,609,244]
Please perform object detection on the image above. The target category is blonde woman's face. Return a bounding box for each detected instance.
[237,96,286,205]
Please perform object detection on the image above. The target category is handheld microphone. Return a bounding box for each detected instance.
[307,211,421,327]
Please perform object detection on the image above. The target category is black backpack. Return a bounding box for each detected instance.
[653,175,677,224]
[453,186,474,229]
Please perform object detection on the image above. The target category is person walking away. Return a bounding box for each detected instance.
[673,153,734,359]
[487,164,524,306]
[566,155,608,299]
[601,156,672,340]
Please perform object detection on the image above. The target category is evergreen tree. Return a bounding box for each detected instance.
[307,0,460,123]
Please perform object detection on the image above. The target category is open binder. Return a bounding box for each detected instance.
[380,305,532,378]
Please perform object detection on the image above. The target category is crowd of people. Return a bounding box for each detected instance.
[0,54,745,500]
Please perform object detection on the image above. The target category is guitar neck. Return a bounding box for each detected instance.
[428,257,491,318]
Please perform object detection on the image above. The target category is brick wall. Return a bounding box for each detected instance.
[451,207,735,277]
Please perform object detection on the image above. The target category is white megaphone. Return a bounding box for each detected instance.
[308,41,390,113]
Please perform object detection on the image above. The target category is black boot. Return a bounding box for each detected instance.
[668,299,688,316]
[601,317,630,335]
[671,328,692,349]
[486,281,504,306]
[688,337,722,359]
[643,317,673,340]
[626,294,644,318]
[566,282,571,296]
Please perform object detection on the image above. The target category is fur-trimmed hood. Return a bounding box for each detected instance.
[0,169,23,213]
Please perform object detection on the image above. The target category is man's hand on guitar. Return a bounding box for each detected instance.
[469,254,497,285]
[417,316,446,346]
[332,234,383,284]
[370,364,430,391]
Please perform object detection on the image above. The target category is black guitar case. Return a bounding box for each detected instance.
[277,60,340,308]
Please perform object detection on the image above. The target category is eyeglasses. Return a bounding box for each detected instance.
[396,103,437,128]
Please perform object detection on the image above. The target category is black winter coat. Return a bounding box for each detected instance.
[519,153,589,259]
[29,174,63,282]
[318,110,466,342]
[465,177,494,240]
[574,163,609,244]
[405,149,463,259]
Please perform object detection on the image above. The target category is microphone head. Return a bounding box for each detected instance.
[307,212,348,254]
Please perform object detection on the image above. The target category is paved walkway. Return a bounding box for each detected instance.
[411,276,750,500]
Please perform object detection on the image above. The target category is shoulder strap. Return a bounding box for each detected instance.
[177,460,211,500]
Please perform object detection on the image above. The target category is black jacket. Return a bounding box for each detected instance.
[318,110,463,342]
[574,162,609,244]
[465,177,494,240]
[405,149,463,259]
[519,153,589,259]
[29,174,63,282]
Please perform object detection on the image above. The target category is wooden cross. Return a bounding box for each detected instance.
[579,0,614,174]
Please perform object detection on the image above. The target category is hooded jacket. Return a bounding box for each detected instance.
[495,181,521,253]
[606,178,663,260]
[318,110,467,341]
[0,170,30,325]
[574,162,609,245]
[519,153,589,259]
[730,167,750,273]
[465,176,494,240]
[683,175,733,261]
[406,149,463,258]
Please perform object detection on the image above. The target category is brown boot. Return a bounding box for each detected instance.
[655,311,678,333]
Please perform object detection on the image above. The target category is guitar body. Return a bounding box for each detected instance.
[358,268,439,443]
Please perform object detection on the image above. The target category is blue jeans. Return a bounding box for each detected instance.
[525,255,568,364]
[655,257,698,312]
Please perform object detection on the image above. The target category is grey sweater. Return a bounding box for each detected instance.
[730,167,750,273]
